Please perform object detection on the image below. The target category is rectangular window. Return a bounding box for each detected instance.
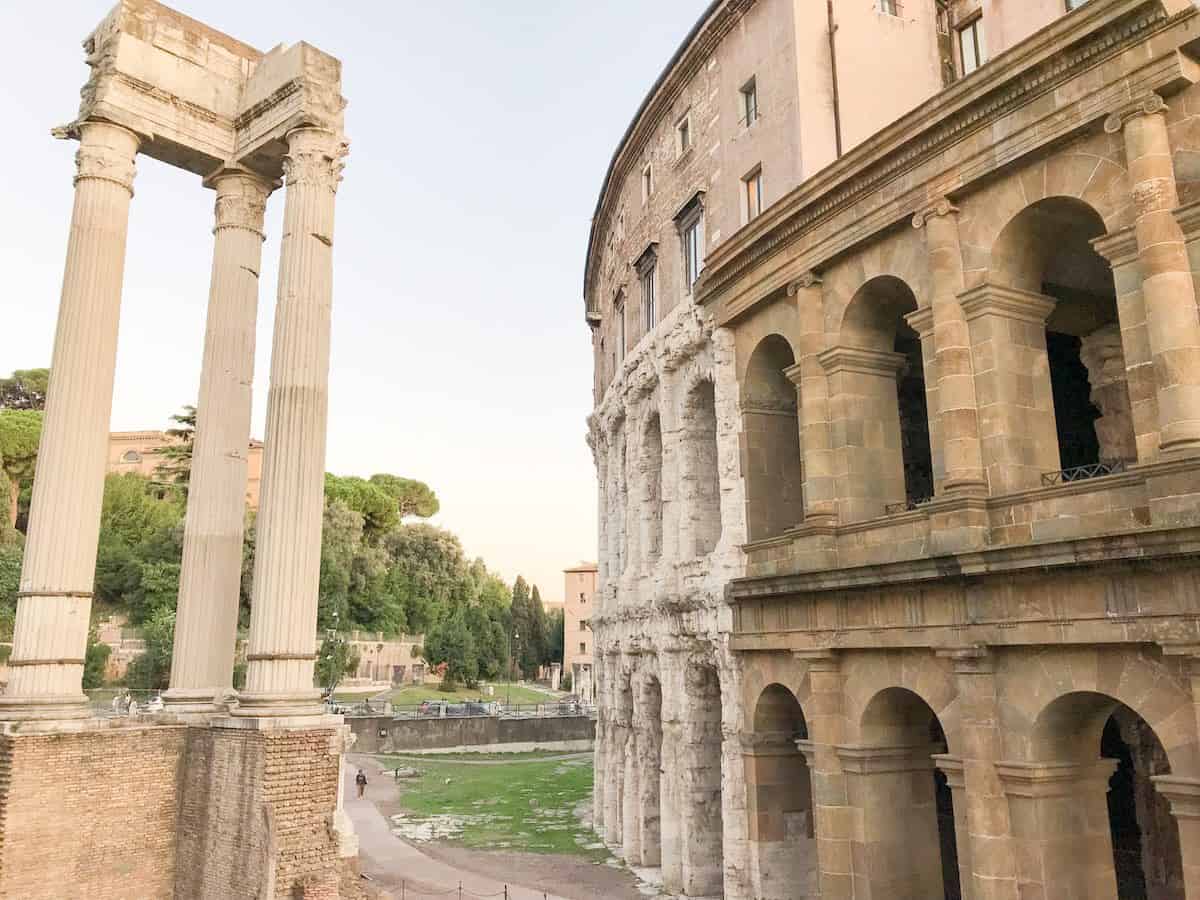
[641,264,656,332]
[616,297,626,363]
[641,163,653,203]
[682,216,703,291]
[878,0,899,14]
[743,166,763,222]
[1066,0,1089,8]
[958,16,985,76]
[579,620,587,632]
[741,77,758,127]
[676,112,691,156]
[579,642,587,654]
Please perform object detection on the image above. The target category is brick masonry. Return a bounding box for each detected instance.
[0,724,186,900]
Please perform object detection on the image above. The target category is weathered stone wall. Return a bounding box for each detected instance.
[347,714,596,754]
[175,723,344,900]
[0,724,186,900]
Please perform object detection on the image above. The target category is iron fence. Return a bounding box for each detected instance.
[1041,458,1127,486]
[381,701,593,721]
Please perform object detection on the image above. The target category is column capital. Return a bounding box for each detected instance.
[903,305,936,338]
[1103,92,1167,134]
[818,345,906,378]
[786,272,823,295]
[936,645,995,675]
[931,753,966,790]
[1091,226,1140,268]
[740,730,801,757]
[959,283,1056,326]
[205,170,276,239]
[792,648,840,672]
[283,127,349,194]
[836,743,940,775]
[995,759,1118,798]
[1151,775,1200,820]
[71,120,140,196]
[912,197,959,229]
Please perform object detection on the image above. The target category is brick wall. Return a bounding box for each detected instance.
[175,723,342,899]
[0,724,186,900]
[349,714,596,753]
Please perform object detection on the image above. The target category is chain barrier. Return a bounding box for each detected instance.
[394,882,548,900]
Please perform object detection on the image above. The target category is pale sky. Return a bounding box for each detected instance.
[0,0,708,600]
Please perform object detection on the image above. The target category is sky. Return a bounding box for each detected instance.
[0,0,709,601]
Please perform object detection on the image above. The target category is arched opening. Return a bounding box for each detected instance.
[857,686,962,900]
[991,198,1135,476]
[742,335,804,540]
[637,675,664,867]
[678,663,725,896]
[746,684,816,900]
[831,277,933,519]
[1031,692,1184,899]
[641,414,663,565]
[685,379,722,557]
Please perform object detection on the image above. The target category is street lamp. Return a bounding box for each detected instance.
[507,629,519,708]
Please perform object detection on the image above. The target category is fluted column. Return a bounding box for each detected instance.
[0,122,139,721]
[235,127,347,718]
[1107,94,1200,456]
[165,171,273,714]
[912,200,987,494]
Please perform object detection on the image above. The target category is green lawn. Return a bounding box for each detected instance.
[382,754,604,857]
[386,682,553,706]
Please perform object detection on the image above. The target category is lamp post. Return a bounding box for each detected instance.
[322,610,345,702]
[507,629,519,709]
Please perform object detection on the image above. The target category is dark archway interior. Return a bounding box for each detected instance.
[687,380,722,557]
[1102,706,1185,900]
[930,718,962,900]
[742,336,803,540]
[896,325,934,505]
[643,414,663,562]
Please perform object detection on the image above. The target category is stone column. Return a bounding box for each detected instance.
[1151,775,1200,898]
[604,649,627,846]
[996,759,1120,899]
[1107,93,1200,457]
[634,669,664,867]
[0,122,139,721]
[837,744,946,899]
[621,654,643,863]
[592,649,608,837]
[787,274,836,525]
[745,732,817,900]
[235,127,346,718]
[960,285,1059,493]
[659,642,687,891]
[678,658,725,897]
[165,171,273,714]
[819,346,908,521]
[912,200,988,495]
[793,651,853,900]
[942,648,1019,900]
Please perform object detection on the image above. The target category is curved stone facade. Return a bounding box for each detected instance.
[586,1,1200,898]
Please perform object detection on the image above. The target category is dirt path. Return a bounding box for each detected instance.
[346,755,647,900]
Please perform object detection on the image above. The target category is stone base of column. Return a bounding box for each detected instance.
[231,689,326,719]
[0,693,91,724]
[161,686,231,718]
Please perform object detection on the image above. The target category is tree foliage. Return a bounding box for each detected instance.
[0,369,49,411]
[0,409,42,528]
[153,406,195,495]
[316,633,361,694]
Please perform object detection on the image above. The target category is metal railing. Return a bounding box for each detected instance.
[884,496,934,515]
[1041,459,1126,486]
[381,701,593,721]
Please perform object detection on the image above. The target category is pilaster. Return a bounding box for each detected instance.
[787,274,837,526]
[1150,775,1200,898]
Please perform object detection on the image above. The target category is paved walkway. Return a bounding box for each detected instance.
[344,756,572,900]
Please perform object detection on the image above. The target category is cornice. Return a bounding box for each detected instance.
[958,283,1057,325]
[583,0,757,306]
[817,346,906,377]
[695,0,1181,317]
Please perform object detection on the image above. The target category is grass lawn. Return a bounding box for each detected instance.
[386,682,553,706]
[331,687,385,701]
[382,754,604,857]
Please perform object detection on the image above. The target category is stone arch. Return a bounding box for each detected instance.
[682,376,722,557]
[1021,691,1186,899]
[827,275,933,519]
[640,410,664,566]
[745,684,817,900]
[741,334,803,541]
[988,195,1135,474]
[853,685,963,899]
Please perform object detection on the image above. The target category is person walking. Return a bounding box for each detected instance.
[355,768,368,799]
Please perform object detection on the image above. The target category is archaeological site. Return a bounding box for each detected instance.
[0,2,359,897]
[586,0,1200,897]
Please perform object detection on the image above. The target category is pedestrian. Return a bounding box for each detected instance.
[355,768,368,799]
[127,697,139,717]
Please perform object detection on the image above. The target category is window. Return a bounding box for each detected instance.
[743,166,764,222]
[958,16,985,75]
[641,264,656,331]
[579,642,587,654]
[579,620,587,632]
[615,294,626,363]
[641,163,653,203]
[121,450,142,463]
[1066,0,1089,8]
[676,192,705,293]
[878,0,899,14]
[741,77,758,127]
[676,111,692,156]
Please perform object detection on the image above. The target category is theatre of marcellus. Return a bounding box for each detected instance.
[0,2,364,898]
[585,0,1200,898]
